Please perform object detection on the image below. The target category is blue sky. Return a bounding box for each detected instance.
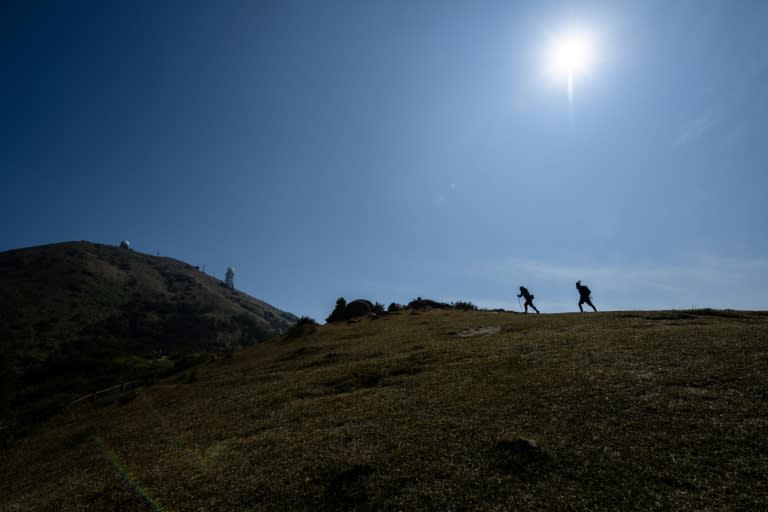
[2,0,767,320]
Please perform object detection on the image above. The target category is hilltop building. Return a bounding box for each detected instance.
[225,267,235,289]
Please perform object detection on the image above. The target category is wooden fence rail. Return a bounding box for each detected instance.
[69,380,139,407]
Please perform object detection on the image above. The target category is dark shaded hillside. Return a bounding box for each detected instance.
[2,308,766,511]
[0,241,297,434]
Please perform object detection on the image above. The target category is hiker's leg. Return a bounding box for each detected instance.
[578,299,584,312]
[587,299,597,312]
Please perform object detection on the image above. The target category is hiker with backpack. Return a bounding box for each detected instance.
[576,280,597,312]
[517,286,540,314]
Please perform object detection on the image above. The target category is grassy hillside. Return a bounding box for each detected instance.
[2,308,766,511]
[0,241,297,435]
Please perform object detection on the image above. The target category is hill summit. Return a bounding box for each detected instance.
[0,241,297,431]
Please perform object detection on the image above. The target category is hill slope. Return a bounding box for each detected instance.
[2,308,766,511]
[0,241,297,431]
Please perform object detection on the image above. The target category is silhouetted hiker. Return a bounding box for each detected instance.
[576,280,597,312]
[517,286,539,314]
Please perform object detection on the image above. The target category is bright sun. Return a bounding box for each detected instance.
[549,31,593,77]
[546,29,596,117]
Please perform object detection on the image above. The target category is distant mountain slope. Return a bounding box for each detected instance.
[0,241,297,431]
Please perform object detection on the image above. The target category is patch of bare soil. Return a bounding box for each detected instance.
[452,326,501,337]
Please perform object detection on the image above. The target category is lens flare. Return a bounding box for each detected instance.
[91,435,169,512]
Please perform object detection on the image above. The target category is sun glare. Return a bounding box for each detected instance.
[545,29,596,120]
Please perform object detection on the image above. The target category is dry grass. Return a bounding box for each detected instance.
[2,309,767,511]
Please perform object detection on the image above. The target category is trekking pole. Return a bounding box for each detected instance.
[517,296,522,312]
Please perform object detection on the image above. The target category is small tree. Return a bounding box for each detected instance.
[326,297,347,323]
[372,302,385,314]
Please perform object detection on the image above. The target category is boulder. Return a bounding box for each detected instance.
[491,438,546,472]
[407,298,451,310]
[345,299,373,319]
[327,298,375,323]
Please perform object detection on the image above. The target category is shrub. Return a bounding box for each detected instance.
[387,302,404,313]
[372,302,385,314]
[286,316,319,338]
[172,353,209,373]
[452,301,478,311]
